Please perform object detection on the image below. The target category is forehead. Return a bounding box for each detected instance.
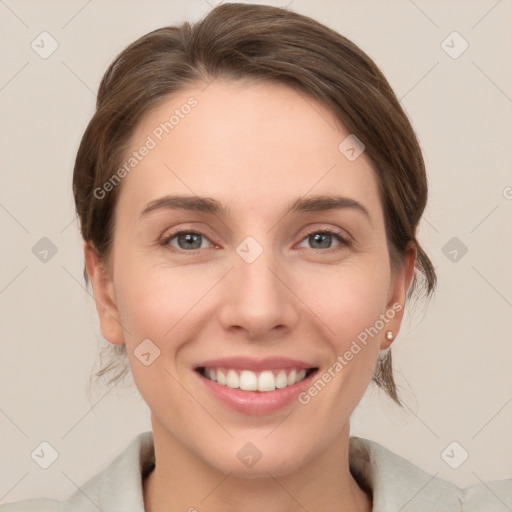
[117,79,380,218]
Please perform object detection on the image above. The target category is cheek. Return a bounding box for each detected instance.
[112,262,195,413]
[111,254,222,390]
[295,258,391,343]
[114,244,391,357]
[113,254,201,340]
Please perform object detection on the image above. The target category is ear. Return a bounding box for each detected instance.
[380,241,417,350]
[83,241,125,345]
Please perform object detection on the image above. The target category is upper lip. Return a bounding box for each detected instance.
[194,356,317,372]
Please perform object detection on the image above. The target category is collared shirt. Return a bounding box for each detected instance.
[2,431,511,511]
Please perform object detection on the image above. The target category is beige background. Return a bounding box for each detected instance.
[1,0,511,504]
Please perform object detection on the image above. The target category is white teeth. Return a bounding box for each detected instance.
[287,369,297,386]
[216,369,226,385]
[257,371,275,392]
[202,367,311,392]
[226,369,239,388]
[239,370,258,391]
[275,370,288,389]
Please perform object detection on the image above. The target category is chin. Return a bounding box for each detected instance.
[204,443,309,479]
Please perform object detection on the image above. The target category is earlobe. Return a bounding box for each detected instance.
[381,242,417,350]
[83,241,125,345]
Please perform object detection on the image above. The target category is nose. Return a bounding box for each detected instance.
[217,246,299,341]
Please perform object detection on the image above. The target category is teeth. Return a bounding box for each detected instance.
[226,369,239,388]
[275,370,288,389]
[258,371,275,392]
[287,369,297,386]
[202,367,311,392]
[217,369,226,385]
[240,370,258,391]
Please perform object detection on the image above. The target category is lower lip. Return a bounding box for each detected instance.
[195,369,318,415]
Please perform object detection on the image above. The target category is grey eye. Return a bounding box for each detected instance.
[166,232,210,250]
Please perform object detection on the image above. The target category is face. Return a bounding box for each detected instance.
[86,79,414,477]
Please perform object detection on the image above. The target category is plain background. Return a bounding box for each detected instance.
[1,0,511,503]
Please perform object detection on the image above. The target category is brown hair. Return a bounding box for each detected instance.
[73,2,436,405]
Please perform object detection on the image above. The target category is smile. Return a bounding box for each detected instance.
[196,367,317,392]
[193,356,319,414]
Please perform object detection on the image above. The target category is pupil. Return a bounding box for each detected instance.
[311,233,330,248]
[179,233,201,249]
[176,233,333,250]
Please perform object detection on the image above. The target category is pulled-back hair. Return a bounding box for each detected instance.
[73,3,436,405]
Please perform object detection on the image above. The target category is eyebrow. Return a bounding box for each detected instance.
[139,194,371,223]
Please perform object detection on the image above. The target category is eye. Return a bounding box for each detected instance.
[160,227,351,254]
[161,230,213,251]
[297,228,351,251]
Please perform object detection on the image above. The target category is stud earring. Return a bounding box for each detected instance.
[385,331,394,341]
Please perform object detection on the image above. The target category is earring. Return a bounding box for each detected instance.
[385,331,394,341]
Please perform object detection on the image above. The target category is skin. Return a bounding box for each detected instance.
[85,79,415,512]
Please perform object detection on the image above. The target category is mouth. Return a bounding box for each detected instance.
[193,357,320,415]
[195,366,319,393]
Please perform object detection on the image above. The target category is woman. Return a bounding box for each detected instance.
[3,3,510,511]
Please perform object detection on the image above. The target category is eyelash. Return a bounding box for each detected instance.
[159,227,352,254]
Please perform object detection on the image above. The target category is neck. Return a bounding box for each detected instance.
[143,416,372,512]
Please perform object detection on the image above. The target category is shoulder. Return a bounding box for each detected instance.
[349,436,512,511]
[1,431,155,512]
[461,478,512,511]
[0,498,62,511]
